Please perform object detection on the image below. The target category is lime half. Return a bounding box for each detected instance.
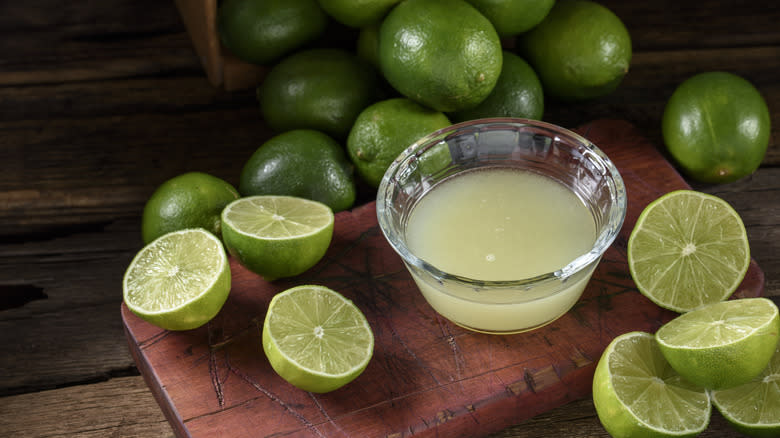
[262,285,374,393]
[656,297,780,390]
[712,343,780,437]
[221,196,334,281]
[123,228,231,331]
[593,331,711,437]
[627,190,750,313]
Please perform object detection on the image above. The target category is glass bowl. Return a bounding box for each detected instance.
[376,118,627,334]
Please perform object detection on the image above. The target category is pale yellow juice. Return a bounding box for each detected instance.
[405,167,598,333]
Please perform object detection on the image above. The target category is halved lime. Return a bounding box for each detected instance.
[221,195,334,281]
[593,331,711,437]
[123,228,231,331]
[262,285,374,393]
[656,297,779,390]
[712,343,780,437]
[627,190,750,313]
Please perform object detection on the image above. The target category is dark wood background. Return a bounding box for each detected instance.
[1,0,778,436]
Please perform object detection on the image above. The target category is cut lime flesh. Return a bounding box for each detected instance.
[593,332,711,437]
[221,195,334,280]
[223,195,334,239]
[628,190,750,313]
[262,285,373,393]
[123,228,231,330]
[712,344,780,437]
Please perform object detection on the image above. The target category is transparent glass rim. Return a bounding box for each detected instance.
[376,117,627,289]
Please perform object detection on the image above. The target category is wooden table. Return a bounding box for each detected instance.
[1,1,778,436]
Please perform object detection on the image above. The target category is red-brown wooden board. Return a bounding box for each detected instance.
[121,119,765,438]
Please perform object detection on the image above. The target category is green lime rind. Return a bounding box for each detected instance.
[217,0,328,65]
[449,51,545,123]
[464,0,555,37]
[316,0,401,28]
[627,190,750,313]
[593,331,711,437]
[661,71,771,184]
[238,129,357,212]
[141,171,239,244]
[378,0,503,113]
[347,97,451,187]
[656,298,780,391]
[221,196,334,281]
[711,343,780,437]
[262,285,374,393]
[517,0,632,101]
[257,48,380,139]
[123,229,231,331]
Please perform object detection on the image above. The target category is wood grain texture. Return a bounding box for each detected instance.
[0,376,174,437]
[121,120,764,438]
[0,1,778,437]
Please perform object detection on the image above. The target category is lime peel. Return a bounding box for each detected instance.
[655,297,780,390]
[221,195,334,281]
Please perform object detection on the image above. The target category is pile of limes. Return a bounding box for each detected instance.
[122,0,774,408]
[217,0,633,197]
[126,175,376,393]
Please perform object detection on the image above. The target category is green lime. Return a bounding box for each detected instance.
[464,0,555,37]
[449,51,544,122]
[378,0,503,112]
[656,298,779,390]
[356,23,381,71]
[263,285,374,393]
[141,172,239,244]
[712,343,780,437]
[518,0,632,101]
[347,97,451,187]
[316,0,400,28]
[217,0,328,65]
[238,129,356,212]
[257,48,380,139]
[592,331,711,438]
[221,195,334,281]
[123,229,231,331]
[662,71,771,183]
[627,190,751,313]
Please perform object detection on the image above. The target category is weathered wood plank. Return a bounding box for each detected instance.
[0,376,174,438]
[0,375,745,438]
[0,219,140,393]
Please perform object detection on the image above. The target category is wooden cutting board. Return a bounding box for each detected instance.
[121,119,765,438]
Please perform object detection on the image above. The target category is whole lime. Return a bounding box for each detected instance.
[662,71,770,183]
[239,129,357,212]
[141,172,239,244]
[347,98,451,187]
[450,51,544,122]
[257,48,381,139]
[517,0,632,101]
[217,0,328,65]
[378,0,503,113]
[316,0,401,28]
[464,0,555,37]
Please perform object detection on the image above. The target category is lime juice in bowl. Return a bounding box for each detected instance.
[376,119,627,334]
